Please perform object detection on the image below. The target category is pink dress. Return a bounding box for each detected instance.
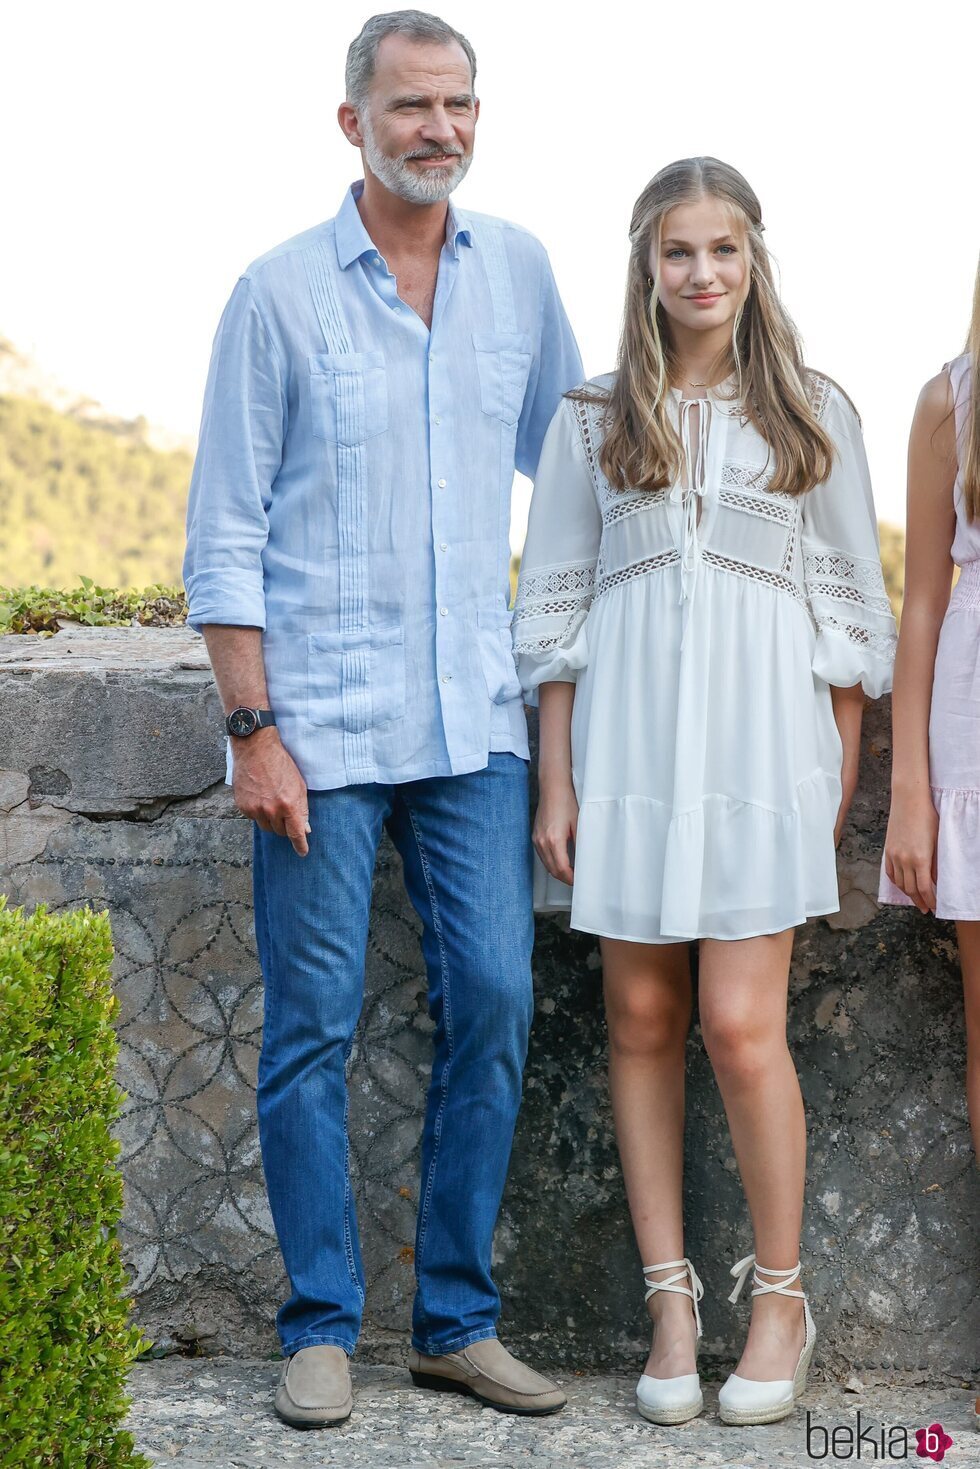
[879,354,980,919]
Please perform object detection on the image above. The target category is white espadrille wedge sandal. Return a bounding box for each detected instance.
[635,1257,705,1426]
[717,1254,816,1427]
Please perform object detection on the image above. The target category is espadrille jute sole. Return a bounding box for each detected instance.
[636,1392,704,1425]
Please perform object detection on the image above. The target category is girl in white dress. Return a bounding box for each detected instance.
[513,158,896,1427]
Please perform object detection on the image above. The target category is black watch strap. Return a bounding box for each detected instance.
[225,706,277,738]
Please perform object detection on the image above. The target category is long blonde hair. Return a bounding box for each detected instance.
[963,253,980,520]
[583,157,836,496]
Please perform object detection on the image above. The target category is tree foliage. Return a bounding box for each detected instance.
[0,395,191,590]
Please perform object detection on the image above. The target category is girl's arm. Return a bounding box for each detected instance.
[534,682,578,883]
[799,382,898,847]
[883,371,958,911]
[831,682,865,846]
[512,395,602,886]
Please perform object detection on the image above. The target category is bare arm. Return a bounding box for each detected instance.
[831,682,865,846]
[883,371,958,910]
[533,681,578,884]
[202,625,310,857]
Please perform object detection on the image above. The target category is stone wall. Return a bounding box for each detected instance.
[0,627,976,1380]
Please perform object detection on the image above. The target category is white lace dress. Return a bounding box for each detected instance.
[513,374,897,943]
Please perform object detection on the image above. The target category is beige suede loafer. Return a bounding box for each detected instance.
[409,1337,566,1415]
[274,1345,353,1428]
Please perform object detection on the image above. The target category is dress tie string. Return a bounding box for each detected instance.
[669,396,714,647]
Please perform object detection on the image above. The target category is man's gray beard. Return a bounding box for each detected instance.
[360,113,472,204]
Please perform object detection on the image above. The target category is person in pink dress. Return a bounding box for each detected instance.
[878,256,980,1433]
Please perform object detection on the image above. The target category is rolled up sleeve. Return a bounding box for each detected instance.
[183,276,285,633]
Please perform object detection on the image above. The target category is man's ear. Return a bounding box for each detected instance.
[338,102,365,149]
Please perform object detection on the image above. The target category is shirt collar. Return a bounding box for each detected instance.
[335,180,473,269]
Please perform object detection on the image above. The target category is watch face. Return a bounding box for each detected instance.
[228,707,258,738]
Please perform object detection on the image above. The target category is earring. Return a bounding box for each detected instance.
[646,276,653,289]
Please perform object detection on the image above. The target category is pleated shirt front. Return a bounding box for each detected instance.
[183,182,582,789]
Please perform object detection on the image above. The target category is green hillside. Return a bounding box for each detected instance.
[0,394,192,590]
[0,386,906,622]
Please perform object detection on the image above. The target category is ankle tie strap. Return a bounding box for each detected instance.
[727,1253,804,1305]
[642,1257,704,1339]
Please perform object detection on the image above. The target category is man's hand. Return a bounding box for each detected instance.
[232,730,311,856]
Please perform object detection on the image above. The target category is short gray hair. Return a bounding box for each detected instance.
[345,10,477,107]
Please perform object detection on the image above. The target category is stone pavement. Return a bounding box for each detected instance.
[127,1358,980,1468]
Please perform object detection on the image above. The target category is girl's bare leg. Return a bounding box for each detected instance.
[698,929,807,1380]
[601,936,695,1377]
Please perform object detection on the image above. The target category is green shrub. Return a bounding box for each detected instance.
[0,901,149,1467]
[0,581,187,636]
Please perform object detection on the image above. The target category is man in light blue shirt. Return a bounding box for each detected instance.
[184,8,581,1428]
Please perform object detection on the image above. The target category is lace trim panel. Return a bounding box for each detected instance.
[816,614,898,659]
[806,371,833,423]
[718,487,794,527]
[720,461,782,493]
[512,556,596,657]
[807,581,893,615]
[780,517,799,575]
[700,550,810,610]
[803,550,893,615]
[570,397,608,497]
[514,562,596,604]
[602,489,667,527]
[513,624,585,655]
[594,549,680,600]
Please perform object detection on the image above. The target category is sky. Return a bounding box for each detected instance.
[3,0,979,540]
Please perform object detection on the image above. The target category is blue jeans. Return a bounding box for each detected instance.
[252,754,534,1358]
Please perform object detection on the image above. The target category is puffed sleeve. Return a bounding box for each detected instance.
[800,384,897,697]
[512,395,603,705]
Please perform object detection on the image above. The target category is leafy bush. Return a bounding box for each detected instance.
[0,580,187,636]
[0,901,149,1466]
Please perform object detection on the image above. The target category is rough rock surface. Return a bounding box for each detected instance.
[125,1358,980,1468]
[0,627,977,1376]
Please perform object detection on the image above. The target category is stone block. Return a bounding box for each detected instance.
[0,632,976,1379]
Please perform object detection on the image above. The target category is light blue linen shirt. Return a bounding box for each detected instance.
[184,182,582,789]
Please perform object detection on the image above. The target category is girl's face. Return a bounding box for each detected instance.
[650,196,749,339]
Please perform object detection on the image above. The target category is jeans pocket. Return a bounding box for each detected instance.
[309,351,388,446]
[472,332,533,426]
[307,626,406,730]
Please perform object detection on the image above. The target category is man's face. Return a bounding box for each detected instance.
[351,35,478,204]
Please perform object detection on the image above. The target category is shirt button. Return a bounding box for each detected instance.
[433,416,441,426]
[440,542,448,552]
[373,256,382,266]
[437,478,447,488]
[429,353,435,362]
[442,674,452,683]
[439,606,448,616]
[394,305,402,313]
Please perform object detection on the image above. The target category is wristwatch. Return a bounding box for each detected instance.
[225,706,277,738]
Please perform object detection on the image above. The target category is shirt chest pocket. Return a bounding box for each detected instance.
[472,332,533,426]
[309,351,388,447]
